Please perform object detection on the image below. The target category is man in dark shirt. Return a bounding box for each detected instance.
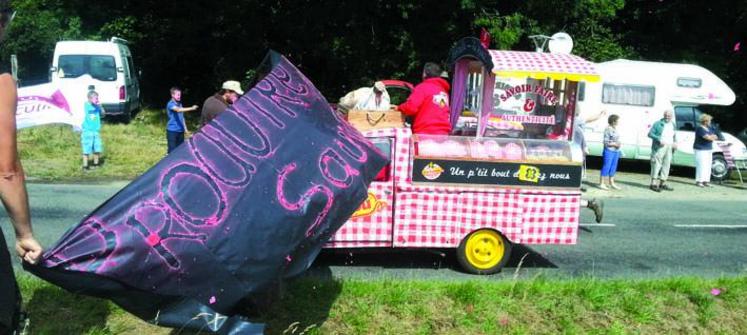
[200,80,244,126]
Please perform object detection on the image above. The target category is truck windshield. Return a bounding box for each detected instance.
[58,55,117,81]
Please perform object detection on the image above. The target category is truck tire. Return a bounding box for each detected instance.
[711,153,728,181]
[120,112,132,124]
[456,229,512,275]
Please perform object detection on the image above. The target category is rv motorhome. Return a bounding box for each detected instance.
[576,59,746,180]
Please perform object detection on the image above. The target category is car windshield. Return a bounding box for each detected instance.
[58,55,117,81]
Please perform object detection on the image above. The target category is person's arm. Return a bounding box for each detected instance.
[0,74,43,264]
[647,121,661,141]
[585,109,607,123]
[171,105,198,113]
[337,90,358,112]
[700,127,717,142]
[398,86,425,116]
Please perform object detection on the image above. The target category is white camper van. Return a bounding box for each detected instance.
[577,59,747,180]
[50,37,141,122]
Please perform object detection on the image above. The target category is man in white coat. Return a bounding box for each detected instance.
[337,81,391,114]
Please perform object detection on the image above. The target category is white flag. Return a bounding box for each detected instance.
[16,83,86,129]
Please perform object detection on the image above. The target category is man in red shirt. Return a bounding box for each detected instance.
[398,63,451,135]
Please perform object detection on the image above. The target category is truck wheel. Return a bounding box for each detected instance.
[711,153,728,181]
[456,229,512,275]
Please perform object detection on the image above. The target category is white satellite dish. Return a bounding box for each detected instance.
[548,32,574,54]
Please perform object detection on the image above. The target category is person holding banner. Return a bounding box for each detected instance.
[1,2,44,333]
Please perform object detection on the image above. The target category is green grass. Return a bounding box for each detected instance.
[15,274,747,334]
[17,108,175,182]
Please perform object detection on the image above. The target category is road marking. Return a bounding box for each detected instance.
[580,223,616,227]
[673,224,747,229]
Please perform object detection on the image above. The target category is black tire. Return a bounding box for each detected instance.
[711,153,728,181]
[456,229,512,275]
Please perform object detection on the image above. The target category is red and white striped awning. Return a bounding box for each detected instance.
[488,50,600,82]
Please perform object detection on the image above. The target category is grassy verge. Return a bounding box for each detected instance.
[16,274,747,334]
[17,109,171,182]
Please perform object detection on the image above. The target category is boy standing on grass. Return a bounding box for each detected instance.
[166,87,198,154]
[81,90,105,170]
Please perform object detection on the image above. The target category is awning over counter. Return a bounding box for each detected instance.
[488,50,600,82]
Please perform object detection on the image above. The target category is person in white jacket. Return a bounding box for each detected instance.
[337,81,390,114]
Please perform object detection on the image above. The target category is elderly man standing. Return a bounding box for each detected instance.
[648,110,678,192]
[337,81,390,114]
[200,80,244,126]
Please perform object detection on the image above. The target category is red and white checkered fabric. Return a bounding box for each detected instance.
[325,127,580,249]
[393,190,578,248]
[488,50,598,78]
[327,182,393,247]
[520,192,579,244]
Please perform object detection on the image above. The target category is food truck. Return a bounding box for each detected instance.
[325,37,600,274]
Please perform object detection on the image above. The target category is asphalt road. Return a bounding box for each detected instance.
[3,165,746,281]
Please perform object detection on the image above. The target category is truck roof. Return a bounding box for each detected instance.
[598,59,735,106]
[54,40,126,56]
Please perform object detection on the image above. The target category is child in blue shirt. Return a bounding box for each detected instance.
[165,87,198,153]
[81,90,105,170]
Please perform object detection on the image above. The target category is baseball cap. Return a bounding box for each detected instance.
[373,81,386,92]
[221,80,244,95]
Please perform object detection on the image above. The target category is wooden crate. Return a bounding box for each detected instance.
[347,109,405,131]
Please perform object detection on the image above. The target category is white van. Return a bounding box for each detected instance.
[50,37,141,122]
[577,59,747,180]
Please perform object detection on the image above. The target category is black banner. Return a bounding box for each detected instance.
[412,159,582,188]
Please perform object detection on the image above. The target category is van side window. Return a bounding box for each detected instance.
[677,77,702,88]
[601,84,655,107]
[370,138,393,181]
[577,82,586,102]
[675,106,695,131]
[126,56,136,78]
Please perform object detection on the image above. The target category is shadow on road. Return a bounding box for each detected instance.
[310,245,558,274]
[507,245,558,269]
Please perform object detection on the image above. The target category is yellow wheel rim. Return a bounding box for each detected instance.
[464,230,505,270]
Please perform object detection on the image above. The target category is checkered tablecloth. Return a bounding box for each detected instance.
[325,127,580,249]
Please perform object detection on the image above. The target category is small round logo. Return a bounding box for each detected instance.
[523,98,536,113]
[421,162,444,180]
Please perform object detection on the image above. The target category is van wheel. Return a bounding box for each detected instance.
[120,112,132,124]
[711,153,728,181]
[456,229,512,275]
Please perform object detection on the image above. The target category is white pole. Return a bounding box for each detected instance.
[10,54,18,83]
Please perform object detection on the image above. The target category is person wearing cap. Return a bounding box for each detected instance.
[397,62,451,135]
[1,2,44,333]
[337,81,391,114]
[200,80,244,126]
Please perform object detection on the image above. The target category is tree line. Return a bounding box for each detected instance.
[1,0,745,131]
